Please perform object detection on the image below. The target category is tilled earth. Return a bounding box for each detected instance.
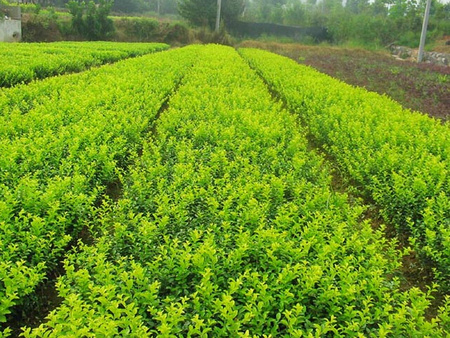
[239,41,450,121]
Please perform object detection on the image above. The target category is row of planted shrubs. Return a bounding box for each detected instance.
[0,42,169,87]
[0,45,197,335]
[239,48,450,293]
[21,45,449,337]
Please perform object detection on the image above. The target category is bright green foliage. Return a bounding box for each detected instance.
[0,42,169,88]
[0,46,198,329]
[22,45,448,337]
[67,0,115,40]
[239,48,450,293]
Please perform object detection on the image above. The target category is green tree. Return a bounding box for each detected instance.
[149,0,178,14]
[370,0,389,16]
[178,0,215,26]
[244,0,287,23]
[283,1,306,26]
[178,0,244,28]
[67,0,115,40]
[67,0,85,33]
[112,0,149,13]
[346,0,370,14]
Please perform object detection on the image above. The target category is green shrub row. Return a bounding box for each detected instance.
[23,45,448,337]
[0,42,169,87]
[114,17,191,44]
[239,48,450,293]
[0,46,198,335]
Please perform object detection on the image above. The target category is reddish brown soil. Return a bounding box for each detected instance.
[239,41,450,121]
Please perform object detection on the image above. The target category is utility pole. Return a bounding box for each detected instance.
[417,0,432,63]
[215,0,222,32]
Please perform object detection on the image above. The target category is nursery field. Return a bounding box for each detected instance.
[0,42,169,87]
[0,44,449,336]
[239,41,450,121]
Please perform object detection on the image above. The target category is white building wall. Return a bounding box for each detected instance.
[1,5,21,42]
[0,19,22,42]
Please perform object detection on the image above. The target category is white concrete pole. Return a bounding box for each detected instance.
[418,0,432,63]
[215,0,222,32]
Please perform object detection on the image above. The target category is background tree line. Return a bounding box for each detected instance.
[174,0,449,47]
[6,0,450,47]
[241,0,450,46]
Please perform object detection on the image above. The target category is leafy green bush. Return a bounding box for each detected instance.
[163,22,191,44]
[67,0,114,40]
[22,45,449,337]
[240,47,450,293]
[0,42,169,87]
[115,17,160,41]
[0,45,195,331]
